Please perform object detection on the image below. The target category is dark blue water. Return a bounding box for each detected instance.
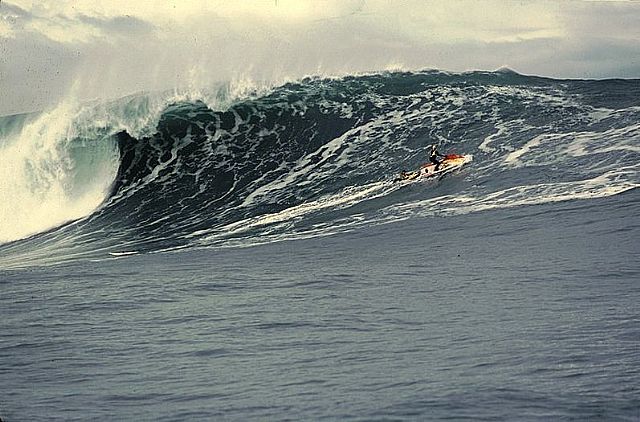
[2,191,638,421]
[1,70,639,420]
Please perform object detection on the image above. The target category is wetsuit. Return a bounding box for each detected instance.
[430,148,445,171]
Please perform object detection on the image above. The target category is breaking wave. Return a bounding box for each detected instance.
[1,70,638,267]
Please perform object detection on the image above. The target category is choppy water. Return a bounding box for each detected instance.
[1,70,639,420]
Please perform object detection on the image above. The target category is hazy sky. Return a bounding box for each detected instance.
[1,0,639,115]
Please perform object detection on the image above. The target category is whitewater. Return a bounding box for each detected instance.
[1,70,639,420]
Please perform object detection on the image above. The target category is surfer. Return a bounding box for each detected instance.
[429,144,445,171]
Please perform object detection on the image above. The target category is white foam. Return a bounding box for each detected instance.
[478,119,528,153]
[108,251,139,256]
[390,170,638,221]
[197,179,397,243]
[0,102,120,244]
[504,135,543,166]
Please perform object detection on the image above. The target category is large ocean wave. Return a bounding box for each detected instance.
[1,70,639,267]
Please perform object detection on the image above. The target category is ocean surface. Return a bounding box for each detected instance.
[1,70,639,420]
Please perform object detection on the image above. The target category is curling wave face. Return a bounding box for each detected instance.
[1,70,639,267]
[0,102,120,244]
